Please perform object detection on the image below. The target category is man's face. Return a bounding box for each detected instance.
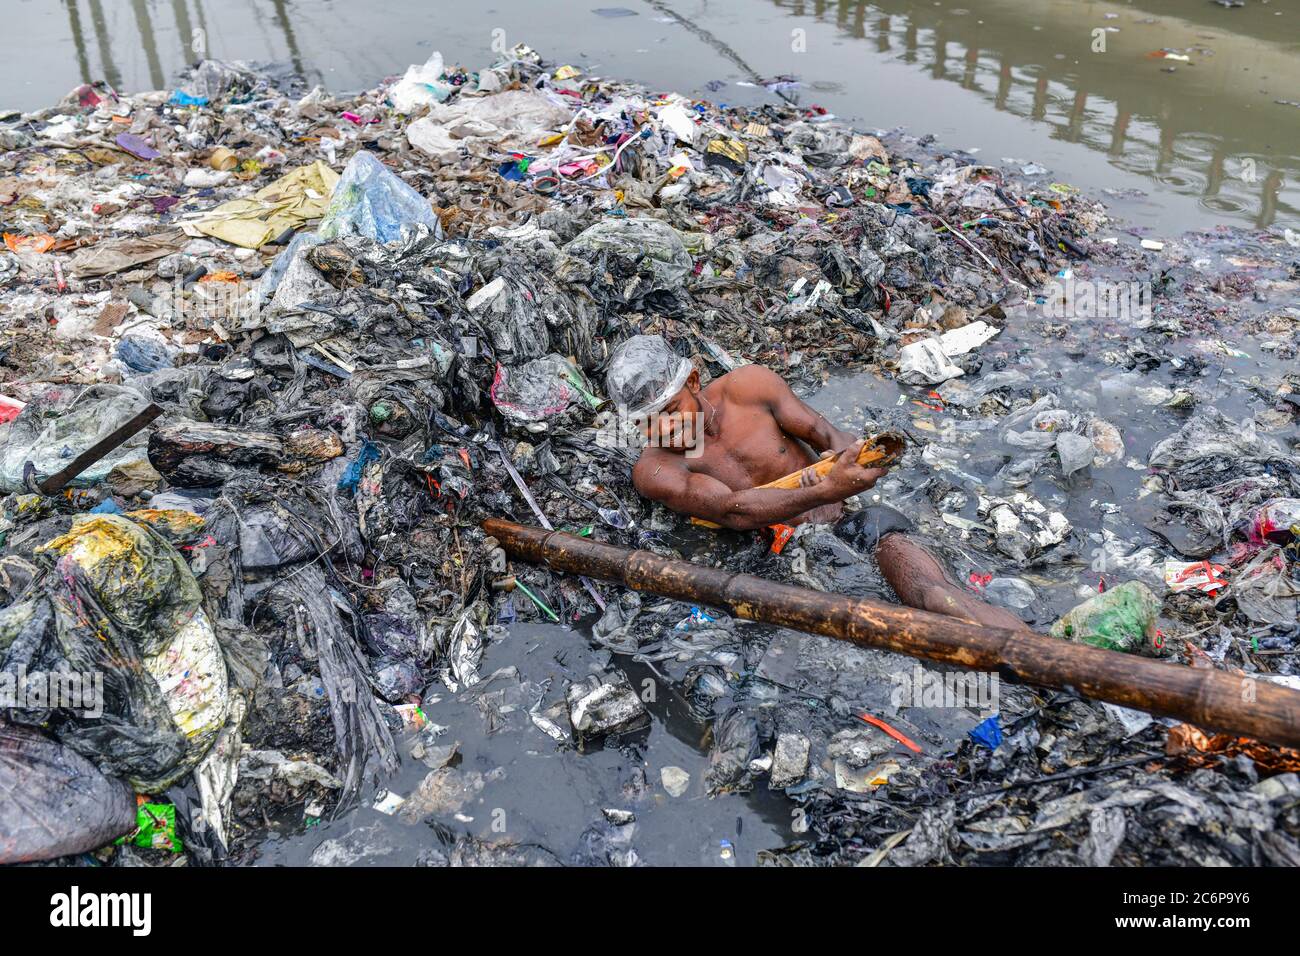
[638,374,703,453]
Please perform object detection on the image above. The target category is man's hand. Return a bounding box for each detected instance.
[820,439,886,498]
[637,441,883,531]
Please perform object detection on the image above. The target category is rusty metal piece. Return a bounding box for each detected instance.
[484,518,1300,749]
[36,403,163,495]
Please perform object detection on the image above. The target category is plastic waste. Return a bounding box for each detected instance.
[937,321,999,356]
[260,565,397,802]
[0,384,154,493]
[968,714,1003,750]
[1231,548,1299,628]
[1148,408,1285,470]
[605,334,693,416]
[317,150,444,245]
[181,59,255,103]
[978,493,1071,562]
[1246,499,1300,546]
[563,218,693,299]
[338,440,380,495]
[983,577,1036,609]
[1056,431,1095,477]
[67,233,183,278]
[407,88,573,162]
[388,51,453,113]
[169,90,209,107]
[1049,581,1160,653]
[769,733,810,789]
[0,723,137,864]
[705,706,760,795]
[190,161,340,249]
[491,354,594,428]
[1164,559,1228,595]
[898,337,964,385]
[115,800,183,853]
[256,230,326,307]
[117,332,177,374]
[23,514,231,790]
[464,274,552,363]
[115,133,160,161]
[566,673,649,744]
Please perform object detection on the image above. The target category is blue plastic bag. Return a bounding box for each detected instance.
[338,440,380,494]
[318,151,443,245]
[117,334,175,373]
[169,90,209,107]
[969,714,1003,750]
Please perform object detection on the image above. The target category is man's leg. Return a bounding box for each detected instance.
[875,532,1030,631]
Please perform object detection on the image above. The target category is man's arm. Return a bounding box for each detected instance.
[731,365,855,454]
[633,441,881,531]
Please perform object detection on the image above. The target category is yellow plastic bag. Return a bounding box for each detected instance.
[190,160,340,249]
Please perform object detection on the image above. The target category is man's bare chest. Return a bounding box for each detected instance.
[688,405,814,490]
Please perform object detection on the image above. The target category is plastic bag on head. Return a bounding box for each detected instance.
[605,335,693,417]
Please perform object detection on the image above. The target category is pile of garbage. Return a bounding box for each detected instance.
[1,46,1297,867]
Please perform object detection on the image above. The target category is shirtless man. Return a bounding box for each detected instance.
[605,335,1025,630]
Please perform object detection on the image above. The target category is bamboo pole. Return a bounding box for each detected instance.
[689,431,906,529]
[483,518,1300,748]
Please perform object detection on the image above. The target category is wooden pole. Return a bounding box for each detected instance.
[483,518,1300,748]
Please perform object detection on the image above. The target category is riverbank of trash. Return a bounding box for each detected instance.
[1,45,1297,867]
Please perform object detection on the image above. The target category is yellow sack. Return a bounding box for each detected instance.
[191,160,340,249]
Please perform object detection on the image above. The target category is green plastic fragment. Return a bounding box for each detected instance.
[115,801,182,853]
[1049,581,1160,653]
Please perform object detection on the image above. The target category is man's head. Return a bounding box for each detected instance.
[606,334,702,453]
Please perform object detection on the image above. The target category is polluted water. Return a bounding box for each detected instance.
[0,28,1297,869]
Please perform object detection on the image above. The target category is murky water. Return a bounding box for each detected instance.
[7,0,1298,232]
[806,232,1299,630]
[6,0,1298,866]
[250,612,989,865]
[254,623,793,866]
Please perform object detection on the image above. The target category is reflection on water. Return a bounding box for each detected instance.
[15,0,1300,231]
[769,0,1297,229]
[50,0,311,96]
